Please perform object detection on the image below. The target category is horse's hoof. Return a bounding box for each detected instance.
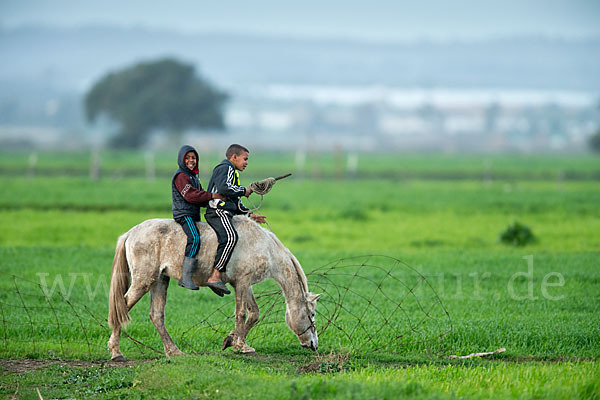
[241,344,256,354]
[234,347,257,356]
[222,335,234,350]
[167,349,185,357]
[111,355,126,362]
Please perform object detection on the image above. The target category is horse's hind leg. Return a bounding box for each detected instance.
[108,326,124,361]
[149,274,184,357]
[108,282,150,361]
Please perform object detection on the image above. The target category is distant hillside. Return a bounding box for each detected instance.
[2,25,600,92]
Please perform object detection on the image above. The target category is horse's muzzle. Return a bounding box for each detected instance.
[302,340,317,351]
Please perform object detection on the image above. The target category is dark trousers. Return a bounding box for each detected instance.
[204,209,238,272]
[175,216,201,258]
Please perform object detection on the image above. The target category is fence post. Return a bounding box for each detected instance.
[333,144,343,180]
[347,152,358,179]
[145,151,155,181]
[295,149,306,181]
[28,152,38,178]
[90,148,101,180]
[483,158,492,186]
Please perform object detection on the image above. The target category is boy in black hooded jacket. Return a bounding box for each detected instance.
[172,145,225,291]
[204,144,266,296]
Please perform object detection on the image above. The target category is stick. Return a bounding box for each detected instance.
[274,173,292,181]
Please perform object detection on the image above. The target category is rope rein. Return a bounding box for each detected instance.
[249,177,277,195]
[238,173,291,231]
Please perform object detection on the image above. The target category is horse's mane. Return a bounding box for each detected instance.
[266,229,309,294]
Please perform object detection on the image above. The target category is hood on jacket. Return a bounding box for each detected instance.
[177,144,199,175]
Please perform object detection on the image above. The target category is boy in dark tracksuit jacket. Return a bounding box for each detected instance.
[172,145,225,291]
[204,144,266,296]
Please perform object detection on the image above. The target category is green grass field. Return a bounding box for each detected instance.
[0,151,599,399]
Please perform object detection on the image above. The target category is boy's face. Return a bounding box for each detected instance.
[230,151,249,171]
[184,151,197,171]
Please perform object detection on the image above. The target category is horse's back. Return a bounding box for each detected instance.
[128,218,214,247]
[123,216,280,285]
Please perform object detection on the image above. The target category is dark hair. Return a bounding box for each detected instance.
[226,144,249,159]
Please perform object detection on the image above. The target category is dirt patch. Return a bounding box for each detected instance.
[297,351,351,374]
[0,358,149,374]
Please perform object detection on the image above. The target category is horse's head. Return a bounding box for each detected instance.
[285,292,322,351]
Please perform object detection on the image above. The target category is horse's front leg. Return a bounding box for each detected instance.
[223,284,258,354]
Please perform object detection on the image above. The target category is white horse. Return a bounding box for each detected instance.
[107,216,320,361]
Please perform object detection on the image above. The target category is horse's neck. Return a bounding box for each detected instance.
[271,259,305,307]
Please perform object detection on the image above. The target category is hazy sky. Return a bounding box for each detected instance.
[1,0,599,41]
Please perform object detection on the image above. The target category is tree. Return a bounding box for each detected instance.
[85,58,228,148]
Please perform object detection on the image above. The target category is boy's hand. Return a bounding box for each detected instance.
[245,187,253,197]
[250,213,266,224]
[212,193,227,201]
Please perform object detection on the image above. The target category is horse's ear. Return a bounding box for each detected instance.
[308,293,322,302]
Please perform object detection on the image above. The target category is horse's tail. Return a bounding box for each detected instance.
[108,232,131,329]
